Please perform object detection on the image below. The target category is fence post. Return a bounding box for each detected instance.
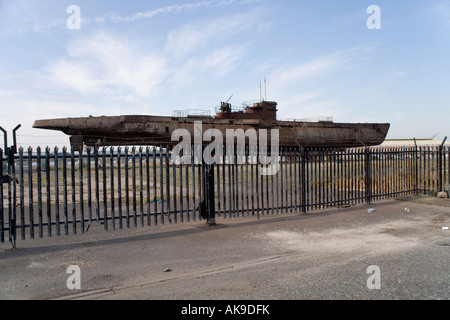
[199,144,216,226]
[414,139,418,194]
[198,163,216,226]
[438,137,447,192]
[207,163,216,225]
[300,147,307,213]
[365,147,372,204]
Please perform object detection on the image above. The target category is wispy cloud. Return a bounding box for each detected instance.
[203,46,247,77]
[275,89,342,120]
[432,1,450,28]
[270,45,376,90]
[96,0,261,24]
[43,14,260,97]
[2,2,269,120]
[0,0,252,34]
[278,90,323,107]
[164,9,260,58]
[266,45,380,119]
[100,1,216,23]
[162,7,268,89]
[46,31,168,98]
[272,55,344,86]
[0,0,63,35]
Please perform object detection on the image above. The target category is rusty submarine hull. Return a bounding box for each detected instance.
[32,100,390,149]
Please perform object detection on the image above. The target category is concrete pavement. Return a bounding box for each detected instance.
[0,195,449,301]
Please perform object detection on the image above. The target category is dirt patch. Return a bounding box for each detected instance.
[431,213,449,224]
[258,220,423,257]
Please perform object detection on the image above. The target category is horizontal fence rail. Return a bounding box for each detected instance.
[1,145,449,244]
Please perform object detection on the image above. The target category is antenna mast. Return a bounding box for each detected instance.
[264,76,267,101]
[259,80,262,102]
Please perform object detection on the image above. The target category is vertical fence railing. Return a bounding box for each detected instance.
[1,145,449,243]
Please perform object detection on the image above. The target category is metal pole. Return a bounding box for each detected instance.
[365,147,372,204]
[207,163,216,226]
[37,147,43,238]
[438,137,447,192]
[301,148,306,214]
[28,147,34,239]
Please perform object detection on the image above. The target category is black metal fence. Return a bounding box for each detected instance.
[1,145,449,244]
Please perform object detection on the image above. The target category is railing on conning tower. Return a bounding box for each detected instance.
[241,100,262,107]
[214,105,246,114]
[172,109,211,118]
[215,100,277,114]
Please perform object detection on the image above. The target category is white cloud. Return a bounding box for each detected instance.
[270,44,379,89]
[430,1,450,28]
[102,1,216,23]
[266,55,344,116]
[203,46,246,77]
[164,13,256,58]
[45,5,266,98]
[161,7,268,91]
[265,45,380,117]
[47,31,168,98]
[273,56,342,86]
[0,0,63,35]
[276,92,342,121]
[163,45,247,93]
[269,48,367,90]
[97,0,267,24]
[165,23,208,58]
[277,90,323,108]
[48,59,102,95]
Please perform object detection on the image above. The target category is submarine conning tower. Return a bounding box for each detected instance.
[216,100,278,121]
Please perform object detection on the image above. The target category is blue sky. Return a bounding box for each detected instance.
[0,0,449,148]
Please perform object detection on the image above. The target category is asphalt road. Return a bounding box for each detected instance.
[0,195,449,302]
